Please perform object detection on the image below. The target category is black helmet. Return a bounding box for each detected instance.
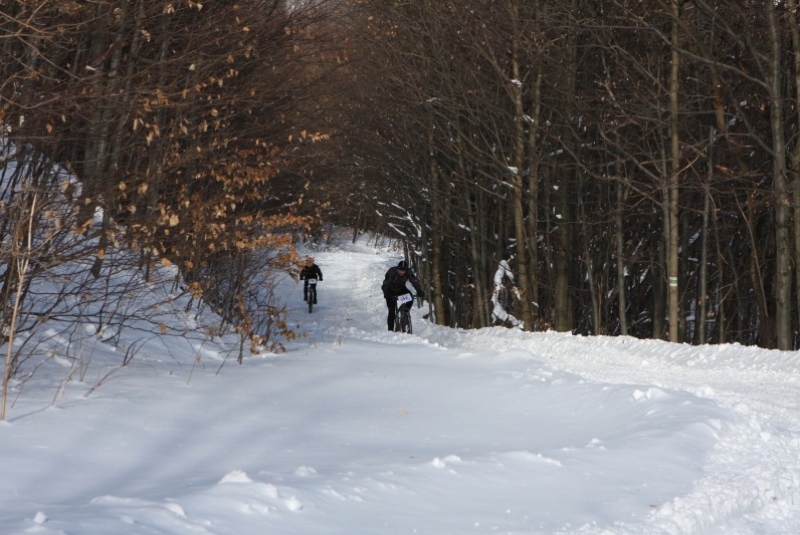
[397,260,409,269]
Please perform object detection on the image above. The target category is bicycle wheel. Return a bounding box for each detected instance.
[399,307,412,334]
[308,288,314,313]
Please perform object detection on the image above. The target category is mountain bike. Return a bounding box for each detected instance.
[306,278,318,313]
[394,293,415,334]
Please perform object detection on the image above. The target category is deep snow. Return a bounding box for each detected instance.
[2,232,800,535]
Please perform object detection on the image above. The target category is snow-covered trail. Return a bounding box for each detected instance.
[288,241,399,338]
[2,235,799,534]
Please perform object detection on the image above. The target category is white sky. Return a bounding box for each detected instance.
[2,231,800,534]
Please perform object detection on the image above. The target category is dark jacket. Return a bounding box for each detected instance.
[382,266,423,298]
[300,264,323,281]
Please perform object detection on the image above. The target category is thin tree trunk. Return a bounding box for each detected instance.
[427,125,446,326]
[788,0,800,339]
[667,0,681,343]
[476,189,491,327]
[765,0,791,349]
[464,189,486,328]
[526,0,544,323]
[542,165,554,325]
[509,5,533,331]
[657,182,670,340]
[579,173,600,334]
[554,0,578,332]
[526,72,543,323]
[713,197,725,343]
[615,180,628,336]
[698,184,711,345]
[2,190,38,421]
[679,213,690,341]
[739,194,772,346]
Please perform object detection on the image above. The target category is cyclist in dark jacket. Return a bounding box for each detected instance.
[300,258,323,303]
[381,260,424,331]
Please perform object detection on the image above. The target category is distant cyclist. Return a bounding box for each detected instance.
[300,257,323,303]
[381,260,424,331]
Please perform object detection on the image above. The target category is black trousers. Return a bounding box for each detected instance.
[303,281,317,302]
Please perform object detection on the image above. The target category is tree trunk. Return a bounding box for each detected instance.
[526,0,543,323]
[615,180,628,336]
[667,0,681,343]
[526,72,543,323]
[476,189,491,327]
[788,0,800,340]
[713,197,726,343]
[698,184,711,345]
[427,125,446,326]
[554,0,578,332]
[765,0,791,349]
[508,3,533,331]
[463,188,487,328]
[740,194,772,346]
[542,164,554,325]
[579,173,600,334]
